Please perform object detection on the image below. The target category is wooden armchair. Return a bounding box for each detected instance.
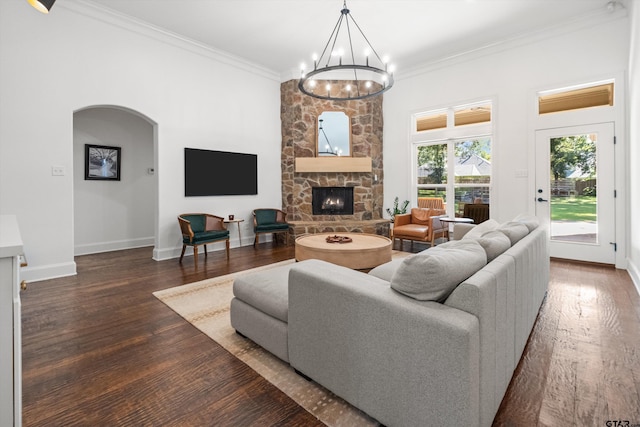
[463,203,490,224]
[178,213,229,267]
[393,208,447,249]
[253,208,289,247]
[417,197,446,215]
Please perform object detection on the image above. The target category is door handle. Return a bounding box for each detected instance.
[537,197,548,202]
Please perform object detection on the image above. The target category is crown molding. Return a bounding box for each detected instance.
[59,0,281,82]
[397,6,629,81]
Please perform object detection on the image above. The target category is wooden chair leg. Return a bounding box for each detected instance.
[254,233,259,248]
[225,239,230,260]
[179,244,186,263]
[204,244,208,258]
[193,246,198,268]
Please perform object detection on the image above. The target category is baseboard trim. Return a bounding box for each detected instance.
[21,261,77,283]
[627,258,640,297]
[153,236,263,261]
[75,237,154,256]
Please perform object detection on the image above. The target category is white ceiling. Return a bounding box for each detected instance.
[80,0,617,79]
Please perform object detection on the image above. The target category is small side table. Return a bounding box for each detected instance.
[224,218,245,246]
[439,217,474,240]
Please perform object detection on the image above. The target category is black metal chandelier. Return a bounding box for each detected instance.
[298,1,395,101]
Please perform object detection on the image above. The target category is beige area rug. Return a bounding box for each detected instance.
[153,254,410,426]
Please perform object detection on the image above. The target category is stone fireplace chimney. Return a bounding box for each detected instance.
[280,79,384,223]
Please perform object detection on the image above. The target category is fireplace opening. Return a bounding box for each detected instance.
[312,187,354,215]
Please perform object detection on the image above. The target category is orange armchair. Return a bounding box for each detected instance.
[393,208,447,249]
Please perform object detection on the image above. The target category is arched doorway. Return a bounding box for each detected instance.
[73,106,158,255]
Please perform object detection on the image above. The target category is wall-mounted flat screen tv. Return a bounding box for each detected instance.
[184,148,258,196]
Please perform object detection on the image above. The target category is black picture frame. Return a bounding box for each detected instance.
[85,144,121,181]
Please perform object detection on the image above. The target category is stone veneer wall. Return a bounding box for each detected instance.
[280,79,384,223]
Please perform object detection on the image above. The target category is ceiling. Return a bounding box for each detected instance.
[80,0,618,79]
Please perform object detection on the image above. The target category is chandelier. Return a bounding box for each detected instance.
[298,1,395,101]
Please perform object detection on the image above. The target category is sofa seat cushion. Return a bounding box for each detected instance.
[477,230,512,262]
[368,257,406,282]
[185,230,229,244]
[255,222,289,232]
[393,224,429,239]
[232,264,294,322]
[390,239,487,301]
[497,222,529,245]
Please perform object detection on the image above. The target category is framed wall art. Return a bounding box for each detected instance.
[85,144,121,181]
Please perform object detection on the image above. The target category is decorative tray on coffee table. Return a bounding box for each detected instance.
[325,235,353,244]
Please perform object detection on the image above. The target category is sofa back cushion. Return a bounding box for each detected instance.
[461,218,499,240]
[497,222,529,245]
[477,230,512,262]
[513,213,540,232]
[390,239,487,301]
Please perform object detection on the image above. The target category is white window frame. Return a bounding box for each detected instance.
[410,100,494,218]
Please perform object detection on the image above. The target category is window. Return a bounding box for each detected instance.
[412,101,492,220]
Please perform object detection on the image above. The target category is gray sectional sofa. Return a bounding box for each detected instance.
[230,215,549,427]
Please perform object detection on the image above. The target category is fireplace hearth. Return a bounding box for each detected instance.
[312,187,354,215]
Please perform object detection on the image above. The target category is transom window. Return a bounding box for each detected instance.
[538,81,614,115]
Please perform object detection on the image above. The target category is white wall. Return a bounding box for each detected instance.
[0,2,282,281]
[73,107,155,255]
[628,1,640,292]
[383,12,629,229]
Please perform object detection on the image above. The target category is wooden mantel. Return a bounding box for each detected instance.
[294,157,372,173]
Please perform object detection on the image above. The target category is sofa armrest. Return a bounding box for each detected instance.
[288,259,480,427]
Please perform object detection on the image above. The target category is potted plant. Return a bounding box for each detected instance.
[386,197,409,221]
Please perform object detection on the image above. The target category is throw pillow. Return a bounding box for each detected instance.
[513,213,540,232]
[477,230,512,262]
[410,208,433,225]
[496,221,529,245]
[390,240,487,301]
[461,218,500,240]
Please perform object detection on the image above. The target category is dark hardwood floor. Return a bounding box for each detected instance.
[21,242,640,426]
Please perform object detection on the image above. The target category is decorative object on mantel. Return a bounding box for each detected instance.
[386,197,410,220]
[298,0,395,101]
[27,0,56,13]
[325,235,353,244]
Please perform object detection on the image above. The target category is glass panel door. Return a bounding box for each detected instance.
[535,123,615,264]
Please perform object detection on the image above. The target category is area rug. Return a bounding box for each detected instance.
[153,255,410,426]
[152,260,369,425]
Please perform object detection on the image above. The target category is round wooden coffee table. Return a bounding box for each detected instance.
[295,232,392,270]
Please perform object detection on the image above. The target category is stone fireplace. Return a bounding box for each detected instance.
[280,79,390,240]
[312,187,354,216]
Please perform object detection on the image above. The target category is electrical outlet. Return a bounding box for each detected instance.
[51,166,65,176]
